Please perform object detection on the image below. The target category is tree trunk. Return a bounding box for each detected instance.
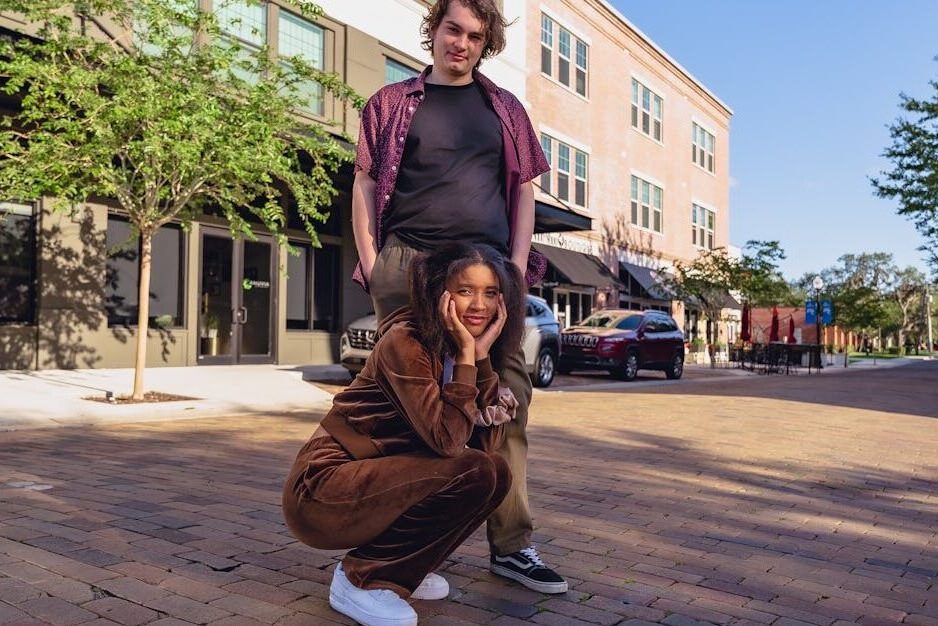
[132,232,152,400]
[708,313,718,369]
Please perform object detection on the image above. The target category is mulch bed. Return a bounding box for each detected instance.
[83,391,200,404]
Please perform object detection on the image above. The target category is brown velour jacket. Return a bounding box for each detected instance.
[320,307,506,459]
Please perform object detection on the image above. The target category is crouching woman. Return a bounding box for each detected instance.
[282,243,524,626]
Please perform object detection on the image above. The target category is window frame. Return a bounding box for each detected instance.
[692,122,716,173]
[631,78,664,143]
[105,214,187,329]
[691,203,715,250]
[629,175,664,234]
[539,133,589,209]
[0,201,37,325]
[539,12,589,98]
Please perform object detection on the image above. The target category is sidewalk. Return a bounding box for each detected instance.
[1,360,936,624]
[0,365,338,431]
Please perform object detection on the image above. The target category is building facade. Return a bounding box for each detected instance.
[524,0,734,337]
[0,0,590,370]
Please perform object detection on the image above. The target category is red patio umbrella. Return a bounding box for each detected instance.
[788,316,797,344]
[769,306,780,342]
[740,302,751,342]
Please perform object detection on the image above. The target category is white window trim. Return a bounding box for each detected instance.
[539,125,590,154]
[690,199,718,213]
[629,174,664,236]
[690,116,717,136]
[629,168,665,190]
[630,71,666,103]
[541,133,590,211]
[538,4,592,46]
[538,8,590,101]
[691,122,716,176]
[630,76,665,145]
[691,203,716,250]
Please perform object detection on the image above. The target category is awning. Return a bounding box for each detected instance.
[619,262,672,301]
[533,243,623,289]
[534,198,592,233]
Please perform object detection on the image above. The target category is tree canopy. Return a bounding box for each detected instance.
[0,0,361,396]
[871,62,938,275]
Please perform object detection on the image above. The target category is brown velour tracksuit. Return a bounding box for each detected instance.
[282,308,512,598]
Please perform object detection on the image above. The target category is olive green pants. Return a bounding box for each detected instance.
[369,234,534,555]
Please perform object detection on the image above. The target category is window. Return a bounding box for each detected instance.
[286,241,340,331]
[631,78,663,141]
[630,175,663,233]
[539,134,588,208]
[540,14,553,76]
[217,0,266,84]
[106,216,185,327]
[539,13,588,97]
[692,122,715,173]
[278,10,325,115]
[692,204,715,249]
[385,57,419,85]
[539,135,552,195]
[0,202,36,324]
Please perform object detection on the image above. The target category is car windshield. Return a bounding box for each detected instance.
[579,312,640,329]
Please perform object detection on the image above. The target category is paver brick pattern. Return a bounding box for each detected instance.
[1,361,937,625]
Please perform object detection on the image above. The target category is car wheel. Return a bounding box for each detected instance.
[613,352,639,381]
[532,347,556,387]
[665,352,684,379]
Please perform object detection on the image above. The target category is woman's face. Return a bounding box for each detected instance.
[446,263,500,338]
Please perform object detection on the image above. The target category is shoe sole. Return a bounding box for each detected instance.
[410,585,449,600]
[489,563,569,594]
[329,592,418,626]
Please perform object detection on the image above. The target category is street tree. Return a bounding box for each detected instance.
[871,64,938,275]
[0,0,361,398]
[889,266,928,351]
[662,240,789,367]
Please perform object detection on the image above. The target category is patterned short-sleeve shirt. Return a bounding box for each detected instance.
[352,66,550,291]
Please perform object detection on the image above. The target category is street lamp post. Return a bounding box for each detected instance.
[927,288,934,359]
[813,276,824,369]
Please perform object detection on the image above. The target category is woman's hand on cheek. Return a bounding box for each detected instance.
[440,291,475,364]
[474,294,507,361]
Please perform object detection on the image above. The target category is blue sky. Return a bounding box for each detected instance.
[609,0,938,281]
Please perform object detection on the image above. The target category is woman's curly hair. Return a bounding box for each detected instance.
[409,242,524,371]
[420,0,511,67]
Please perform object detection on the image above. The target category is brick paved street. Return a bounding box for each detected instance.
[2,361,937,625]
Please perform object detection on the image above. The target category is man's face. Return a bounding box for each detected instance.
[430,1,487,81]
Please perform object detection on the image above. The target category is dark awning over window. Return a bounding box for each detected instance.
[533,243,623,289]
[619,262,672,301]
[534,199,592,233]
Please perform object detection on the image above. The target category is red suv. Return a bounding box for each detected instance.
[558,309,685,381]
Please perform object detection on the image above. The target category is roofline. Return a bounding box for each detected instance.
[592,0,733,117]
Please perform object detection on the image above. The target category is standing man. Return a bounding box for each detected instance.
[351,0,567,594]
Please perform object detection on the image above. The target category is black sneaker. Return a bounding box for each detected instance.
[490,546,568,593]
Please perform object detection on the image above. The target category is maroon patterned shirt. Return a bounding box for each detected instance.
[352,66,550,291]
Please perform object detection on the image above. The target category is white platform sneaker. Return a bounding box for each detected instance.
[329,563,418,626]
[410,571,450,600]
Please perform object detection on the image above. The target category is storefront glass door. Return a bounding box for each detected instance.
[198,229,276,364]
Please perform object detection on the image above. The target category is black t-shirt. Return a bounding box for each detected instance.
[385,81,508,253]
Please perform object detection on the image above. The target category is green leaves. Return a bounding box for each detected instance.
[0,0,358,241]
[871,70,938,275]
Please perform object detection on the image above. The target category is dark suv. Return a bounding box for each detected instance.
[558,309,685,381]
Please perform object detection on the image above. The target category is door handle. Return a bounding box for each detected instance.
[234,306,248,324]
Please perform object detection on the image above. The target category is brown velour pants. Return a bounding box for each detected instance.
[282,429,511,597]
[369,234,534,555]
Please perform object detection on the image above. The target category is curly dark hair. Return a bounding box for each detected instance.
[409,243,524,371]
[420,0,511,67]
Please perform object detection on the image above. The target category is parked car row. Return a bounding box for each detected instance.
[339,299,685,385]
